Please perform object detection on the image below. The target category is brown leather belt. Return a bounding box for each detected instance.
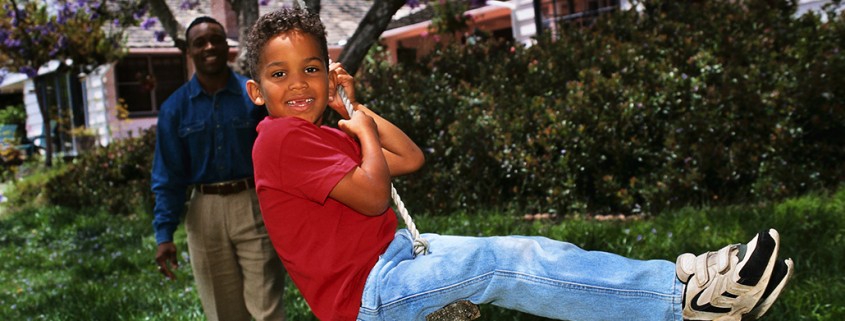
[197,178,255,195]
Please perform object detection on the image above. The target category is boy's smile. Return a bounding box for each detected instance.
[247,30,330,124]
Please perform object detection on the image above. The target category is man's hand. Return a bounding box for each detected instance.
[155,242,179,280]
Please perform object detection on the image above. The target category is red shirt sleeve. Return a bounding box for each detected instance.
[277,121,359,204]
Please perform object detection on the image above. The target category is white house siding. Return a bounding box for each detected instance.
[797,0,843,18]
[83,64,112,146]
[23,80,42,143]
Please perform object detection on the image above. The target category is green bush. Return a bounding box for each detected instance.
[41,128,155,215]
[358,0,845,216]
[0,104,26,126]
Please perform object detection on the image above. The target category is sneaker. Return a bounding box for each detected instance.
[743,258,794,320]
[675,229,780,320]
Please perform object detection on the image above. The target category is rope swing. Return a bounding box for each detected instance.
[339,86,430,256]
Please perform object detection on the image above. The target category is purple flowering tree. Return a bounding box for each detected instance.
[0,0,145,166]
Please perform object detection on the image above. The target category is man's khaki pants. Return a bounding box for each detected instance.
[186,188,286,321]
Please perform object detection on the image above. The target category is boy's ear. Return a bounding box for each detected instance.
[246,79,265,105]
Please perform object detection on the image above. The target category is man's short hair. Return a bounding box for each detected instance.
[185,16,225,42]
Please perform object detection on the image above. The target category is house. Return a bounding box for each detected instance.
[380,0,635,64]
[378,0,842,64]
[3,0,370,157]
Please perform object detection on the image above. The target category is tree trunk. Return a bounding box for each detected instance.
[147,0,187,52]
[337,0,407,75]
[304,0,321,14]
[229,0,260,75]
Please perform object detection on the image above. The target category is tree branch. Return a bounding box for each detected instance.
[337,0,406,75]
[146,0,186,51]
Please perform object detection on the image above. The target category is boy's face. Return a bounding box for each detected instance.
[247,30,329,124]
[187,22,229,77]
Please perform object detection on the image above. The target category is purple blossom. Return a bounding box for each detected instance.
[406,0,421,9]
[57,11,67,24]
[179,0,200,10]
[141,17,158,30]
[57,35,68,50]
[49,46,60,58]
[3,37,21,49]
[20,66,37,78]
[113,18,121,27]
[259,0,270,6]
[154,30,167,42]
[133,7,147,20]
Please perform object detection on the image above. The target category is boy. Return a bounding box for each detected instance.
[245,8,793,321]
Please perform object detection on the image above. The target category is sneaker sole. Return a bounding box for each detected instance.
[742,258,794,320]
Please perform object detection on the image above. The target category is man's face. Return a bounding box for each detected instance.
[187,22,229,76]
[246,30,329,124]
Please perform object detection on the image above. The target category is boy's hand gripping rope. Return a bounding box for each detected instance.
[338,87,430,256]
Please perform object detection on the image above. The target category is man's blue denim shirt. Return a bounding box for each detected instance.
[151,69,267,244]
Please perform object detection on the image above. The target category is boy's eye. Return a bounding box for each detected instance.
[271,71,286,78]
[305,66,319,73]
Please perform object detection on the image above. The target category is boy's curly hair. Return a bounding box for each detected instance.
[245,8,329,79]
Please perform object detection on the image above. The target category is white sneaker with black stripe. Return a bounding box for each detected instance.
[675,229,788,320]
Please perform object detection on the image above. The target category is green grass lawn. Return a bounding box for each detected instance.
[1,187,843,320]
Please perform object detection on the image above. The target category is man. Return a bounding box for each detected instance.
[151,16,285,321]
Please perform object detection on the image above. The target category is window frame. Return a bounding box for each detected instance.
[115,53,187,118]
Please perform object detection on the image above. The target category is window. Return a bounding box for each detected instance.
[537,0,620,31]
[397,45,418,65]
[116,54,187,117]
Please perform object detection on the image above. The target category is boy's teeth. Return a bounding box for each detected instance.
[287,98,314,105]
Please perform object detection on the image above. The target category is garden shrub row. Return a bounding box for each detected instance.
[357,0,845,216]
[18,0,844,219]
[39,129,155,215]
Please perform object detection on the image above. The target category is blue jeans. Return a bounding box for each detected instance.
[357,229,684,321]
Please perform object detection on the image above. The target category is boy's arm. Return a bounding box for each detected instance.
[329,110,392,216]
[353,103,425,176]
[328,63,425,177]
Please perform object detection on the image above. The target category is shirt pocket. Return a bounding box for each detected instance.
[231,117,254,130]
[178,121,206,137]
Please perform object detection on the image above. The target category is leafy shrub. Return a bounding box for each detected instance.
[358,0,845,216]
[42,128,155,215]
[0,104,26,126]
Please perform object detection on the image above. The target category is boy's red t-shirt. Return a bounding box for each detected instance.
[253,116,397,321]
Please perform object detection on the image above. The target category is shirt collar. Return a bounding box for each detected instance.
[187,68,242,99]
